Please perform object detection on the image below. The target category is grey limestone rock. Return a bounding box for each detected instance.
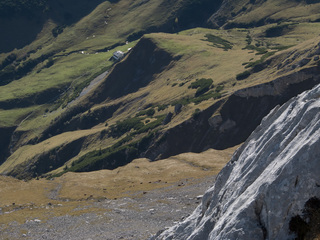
[153,83,320,240]
[163,112,173,125]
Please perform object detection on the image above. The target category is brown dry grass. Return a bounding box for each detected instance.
[0,146,238,225]
[58,146,238,200]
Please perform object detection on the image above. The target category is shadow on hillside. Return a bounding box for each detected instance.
[0,16,45,53]
[89,37,175,102]
[0,0,104,53]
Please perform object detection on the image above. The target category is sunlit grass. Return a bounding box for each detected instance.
[0,106,40,127]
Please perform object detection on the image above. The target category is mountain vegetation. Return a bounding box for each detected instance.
[1,0,320,238]
[1,0,320,179]
[154,74,320,240]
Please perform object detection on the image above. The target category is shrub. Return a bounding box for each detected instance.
[157,105,168,111]
[244,51,276,69]
[236,71,251,80]
[246,34,252,45]
[136,115,166,133]
[192,91,221,104]
[171,97,190,106]
[203,34,233,50]
[190,78,213,97]
[0,53,16,70]
[136,108,155,117]
[69,145,139,172]
[109,117,144,137]
[0,65,15,85]
[215,84,224,92]
[52,25,66,37]
[44,58,54,68]
[66,132,158,173]
[243,45,268,55]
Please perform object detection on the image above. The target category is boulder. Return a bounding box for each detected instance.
[163,112,173,125]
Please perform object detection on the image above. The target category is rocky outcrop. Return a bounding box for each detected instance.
[152,83,320,239]
[145,64,320,160]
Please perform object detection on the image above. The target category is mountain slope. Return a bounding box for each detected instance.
[0,147,238,239]
[209,0,320,28]
[2,0,320,179]
[2,25,320,179]
[153,83,320,239]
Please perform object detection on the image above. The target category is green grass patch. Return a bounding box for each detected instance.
[189,78,213,97]
[202,34,233,50]
[0,106,39,127]
[215,84,224,93]
[109,117,144,138]
[243,45,268,55]
[172,88,222,106]
[59,132,157,173]
[0,42,137,104]
[192,90,222,104]
[67,145,139,173]
[109,114,166,138]
[246,33,252,45]
[171,98,191,106]
[244,51,276,69]
[157,104,168,111]
[136,108,155,117]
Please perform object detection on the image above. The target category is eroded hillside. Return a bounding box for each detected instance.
[1,24,320,179]
[1,0,320,179]
[153,73,320,240]
[1,0,320,239]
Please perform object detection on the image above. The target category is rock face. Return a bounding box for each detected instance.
[152,83,320,239]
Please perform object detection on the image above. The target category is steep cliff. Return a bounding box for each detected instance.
[153,83,320,239]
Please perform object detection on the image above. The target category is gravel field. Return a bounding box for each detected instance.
[0,175,215,240]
